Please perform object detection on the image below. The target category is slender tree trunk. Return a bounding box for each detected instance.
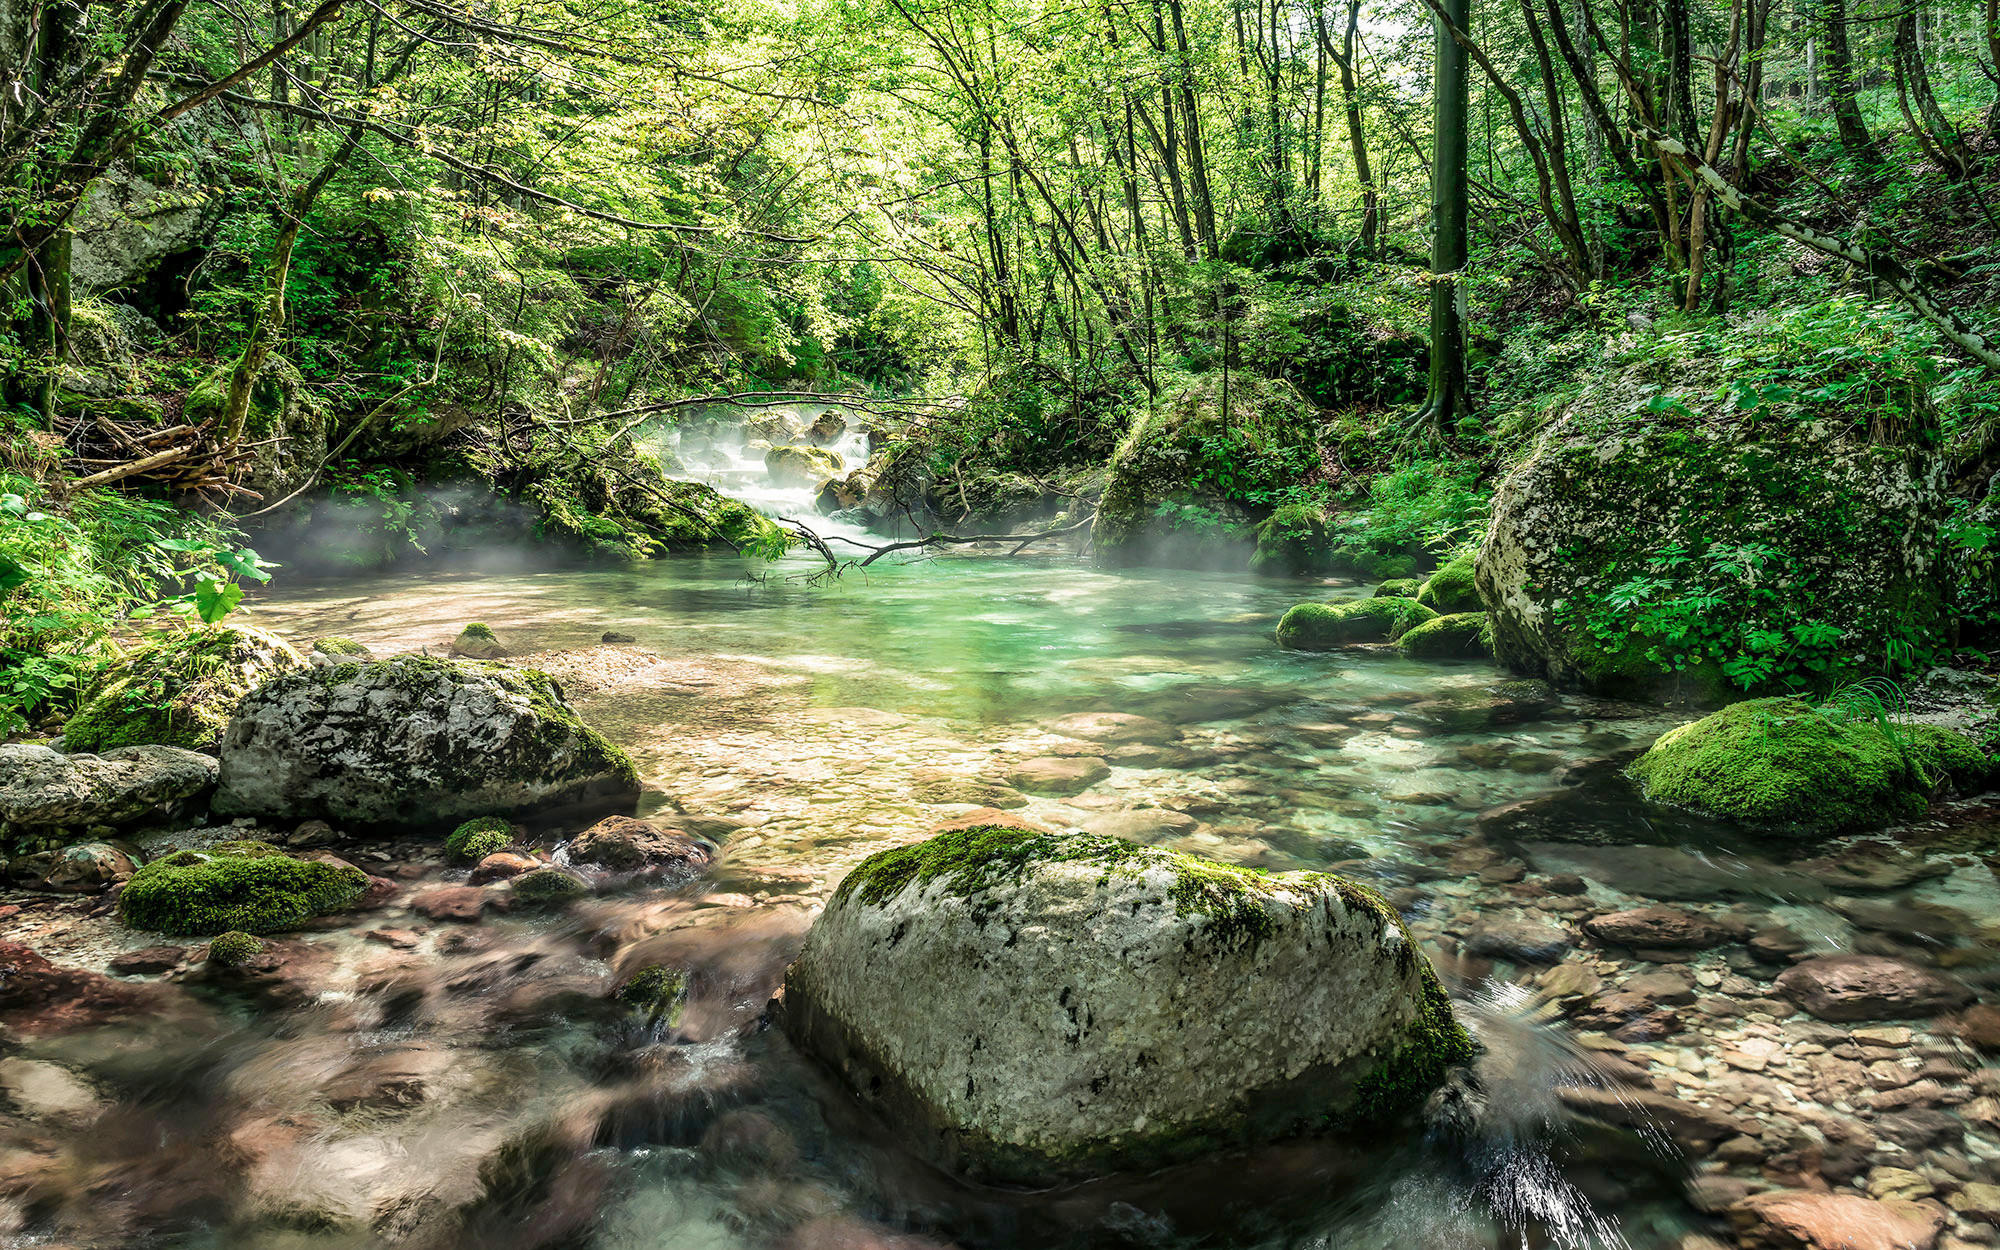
[1823,0,1871,158]
[1422,0,1471,424]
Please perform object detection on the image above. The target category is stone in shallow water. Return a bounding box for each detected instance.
[1727,1189,1943,1250]
[1465,917,1573,964]
[784,826,1471,1185]
[1077,808,1198,843]
[563,815,711,878]
[907,776,1027,808]
[1043,711,1181,745]
[1584,906,1725,950]
[1775,955,1974,1022]
[1004,756,1110,796]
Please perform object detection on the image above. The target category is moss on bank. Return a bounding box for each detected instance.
[1276,598,1437,650]
[64,625,304,752]
[1627,696,1989,833]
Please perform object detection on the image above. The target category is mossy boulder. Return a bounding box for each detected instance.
[445,817,514,863]
[1415,552,1481,614]
[765,445,844,487]
[1095,375,1323,569]
[64,625,306,754]
[206,930,264,966]
[449,623,506,660]
[120,843,368,935]
[212,657,641,831]
[510,866,588,905]
[1250,502,1336,576]
[1397,613,1495,661]
[783,825,1473,1186]
[1276,598,1437,651]
[311,637,373,660]
[1374,578,1423,599]
[1627,697,1989,834]
[1479,359,1950,698]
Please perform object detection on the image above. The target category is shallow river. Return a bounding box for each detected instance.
[7,550,1998,1250]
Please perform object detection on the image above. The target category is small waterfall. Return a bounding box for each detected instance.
[650,401,878,545]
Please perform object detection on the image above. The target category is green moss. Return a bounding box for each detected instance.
[1374,578,1423,599]
[1627,697,1975,833]
[445,817,514,863]
[839,825,1343,948]
[461,623,497,641]
[1249,502,1335,576]
[1345,958,1477,1123]
[64,625,304,753]
[120,847,368,935]
[615,965,688,1026]
[311,636,372,658]
[1275,598,1437,651]
[452,623,506,658]
[511,867,588,905]
[1396,612,1494,660]
[1415,552,1481,614]
[207,930,264,966]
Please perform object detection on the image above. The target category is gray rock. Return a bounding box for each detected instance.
[1465,917,1573,964]
[70,164,222,292]
[0,743,217,832]
[783,828,1472,1185]
[213,657,640,831]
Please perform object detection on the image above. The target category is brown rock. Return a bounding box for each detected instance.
[469,852,540,884]
[1004,756,1110,795]
[1465,918,1573,964]
[1078,808,1199,843]
[908,777,1028,808]
[365,929,422,949]
[1729,1189,1943,1250]
[0,940,172,1033]
[565,815,712,878]
[1585,906,1724,950]
[107,945,187,975]
[1949,1003,2000,1053]
[1558,1084,1747,1147]
[1043,711,1181,745]
[410,886,494,923]
[1774,956,1974,1022]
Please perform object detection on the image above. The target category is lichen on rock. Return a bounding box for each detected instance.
[213,656,641,831]
[783,825,1473,1186]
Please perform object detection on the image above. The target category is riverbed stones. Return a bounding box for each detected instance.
[1774,956,1974,1022]
[1728,1189,1944,1250]
[0,742,217,835]
[1004,755,1109,796]
[1585,906,1725,950]
[213,656,641,831]
[63,624,305,752]
[782,825,1473,1185]
[1042,711,1180,745]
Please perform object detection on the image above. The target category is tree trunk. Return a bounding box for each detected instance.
[1422,0,1471,424]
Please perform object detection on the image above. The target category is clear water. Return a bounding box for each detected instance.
[10,548,1997,1250]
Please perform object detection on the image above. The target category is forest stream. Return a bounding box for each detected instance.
[5,536,1997,1249]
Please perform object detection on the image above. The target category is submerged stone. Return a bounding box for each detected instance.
[1626,697,1987,835]
[213,657,640,831]
[782,825,1473,1186]
[1276,598,1436,651]
[63,625,304,753]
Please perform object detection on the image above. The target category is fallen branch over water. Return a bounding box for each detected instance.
[780,515,1091,578]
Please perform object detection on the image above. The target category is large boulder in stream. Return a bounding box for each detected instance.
[0,742,217,838]
[213,656,641,830]
[782,826,1473,1186]
[1477,359,1950,698]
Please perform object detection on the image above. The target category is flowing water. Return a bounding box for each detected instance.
[6,436,1998,1249]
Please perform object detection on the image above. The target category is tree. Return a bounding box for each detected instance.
[1419,0,1472,427]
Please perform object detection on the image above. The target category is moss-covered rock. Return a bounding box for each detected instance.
[206,930,264,966]
[1480,357,1950,698]
[1397,613,1495,660]
[64,625,306,754]
[614,965,687,1027]
[1276,598,1437,651]
[445,816,514,863]
[510,866,588,905]
[1250,502,1335,576]
[120,844,368,935]
[450,623,507,660]
[785,826,1472,1185]
[183,355,328,501]
[213,657,641,831]
[1095,375,1324,569]
[765,445,844,487]
[311,636,374,660]
[1374,578,1423,599]
[1415,552,1481,614]
[1627,697,1988,834]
